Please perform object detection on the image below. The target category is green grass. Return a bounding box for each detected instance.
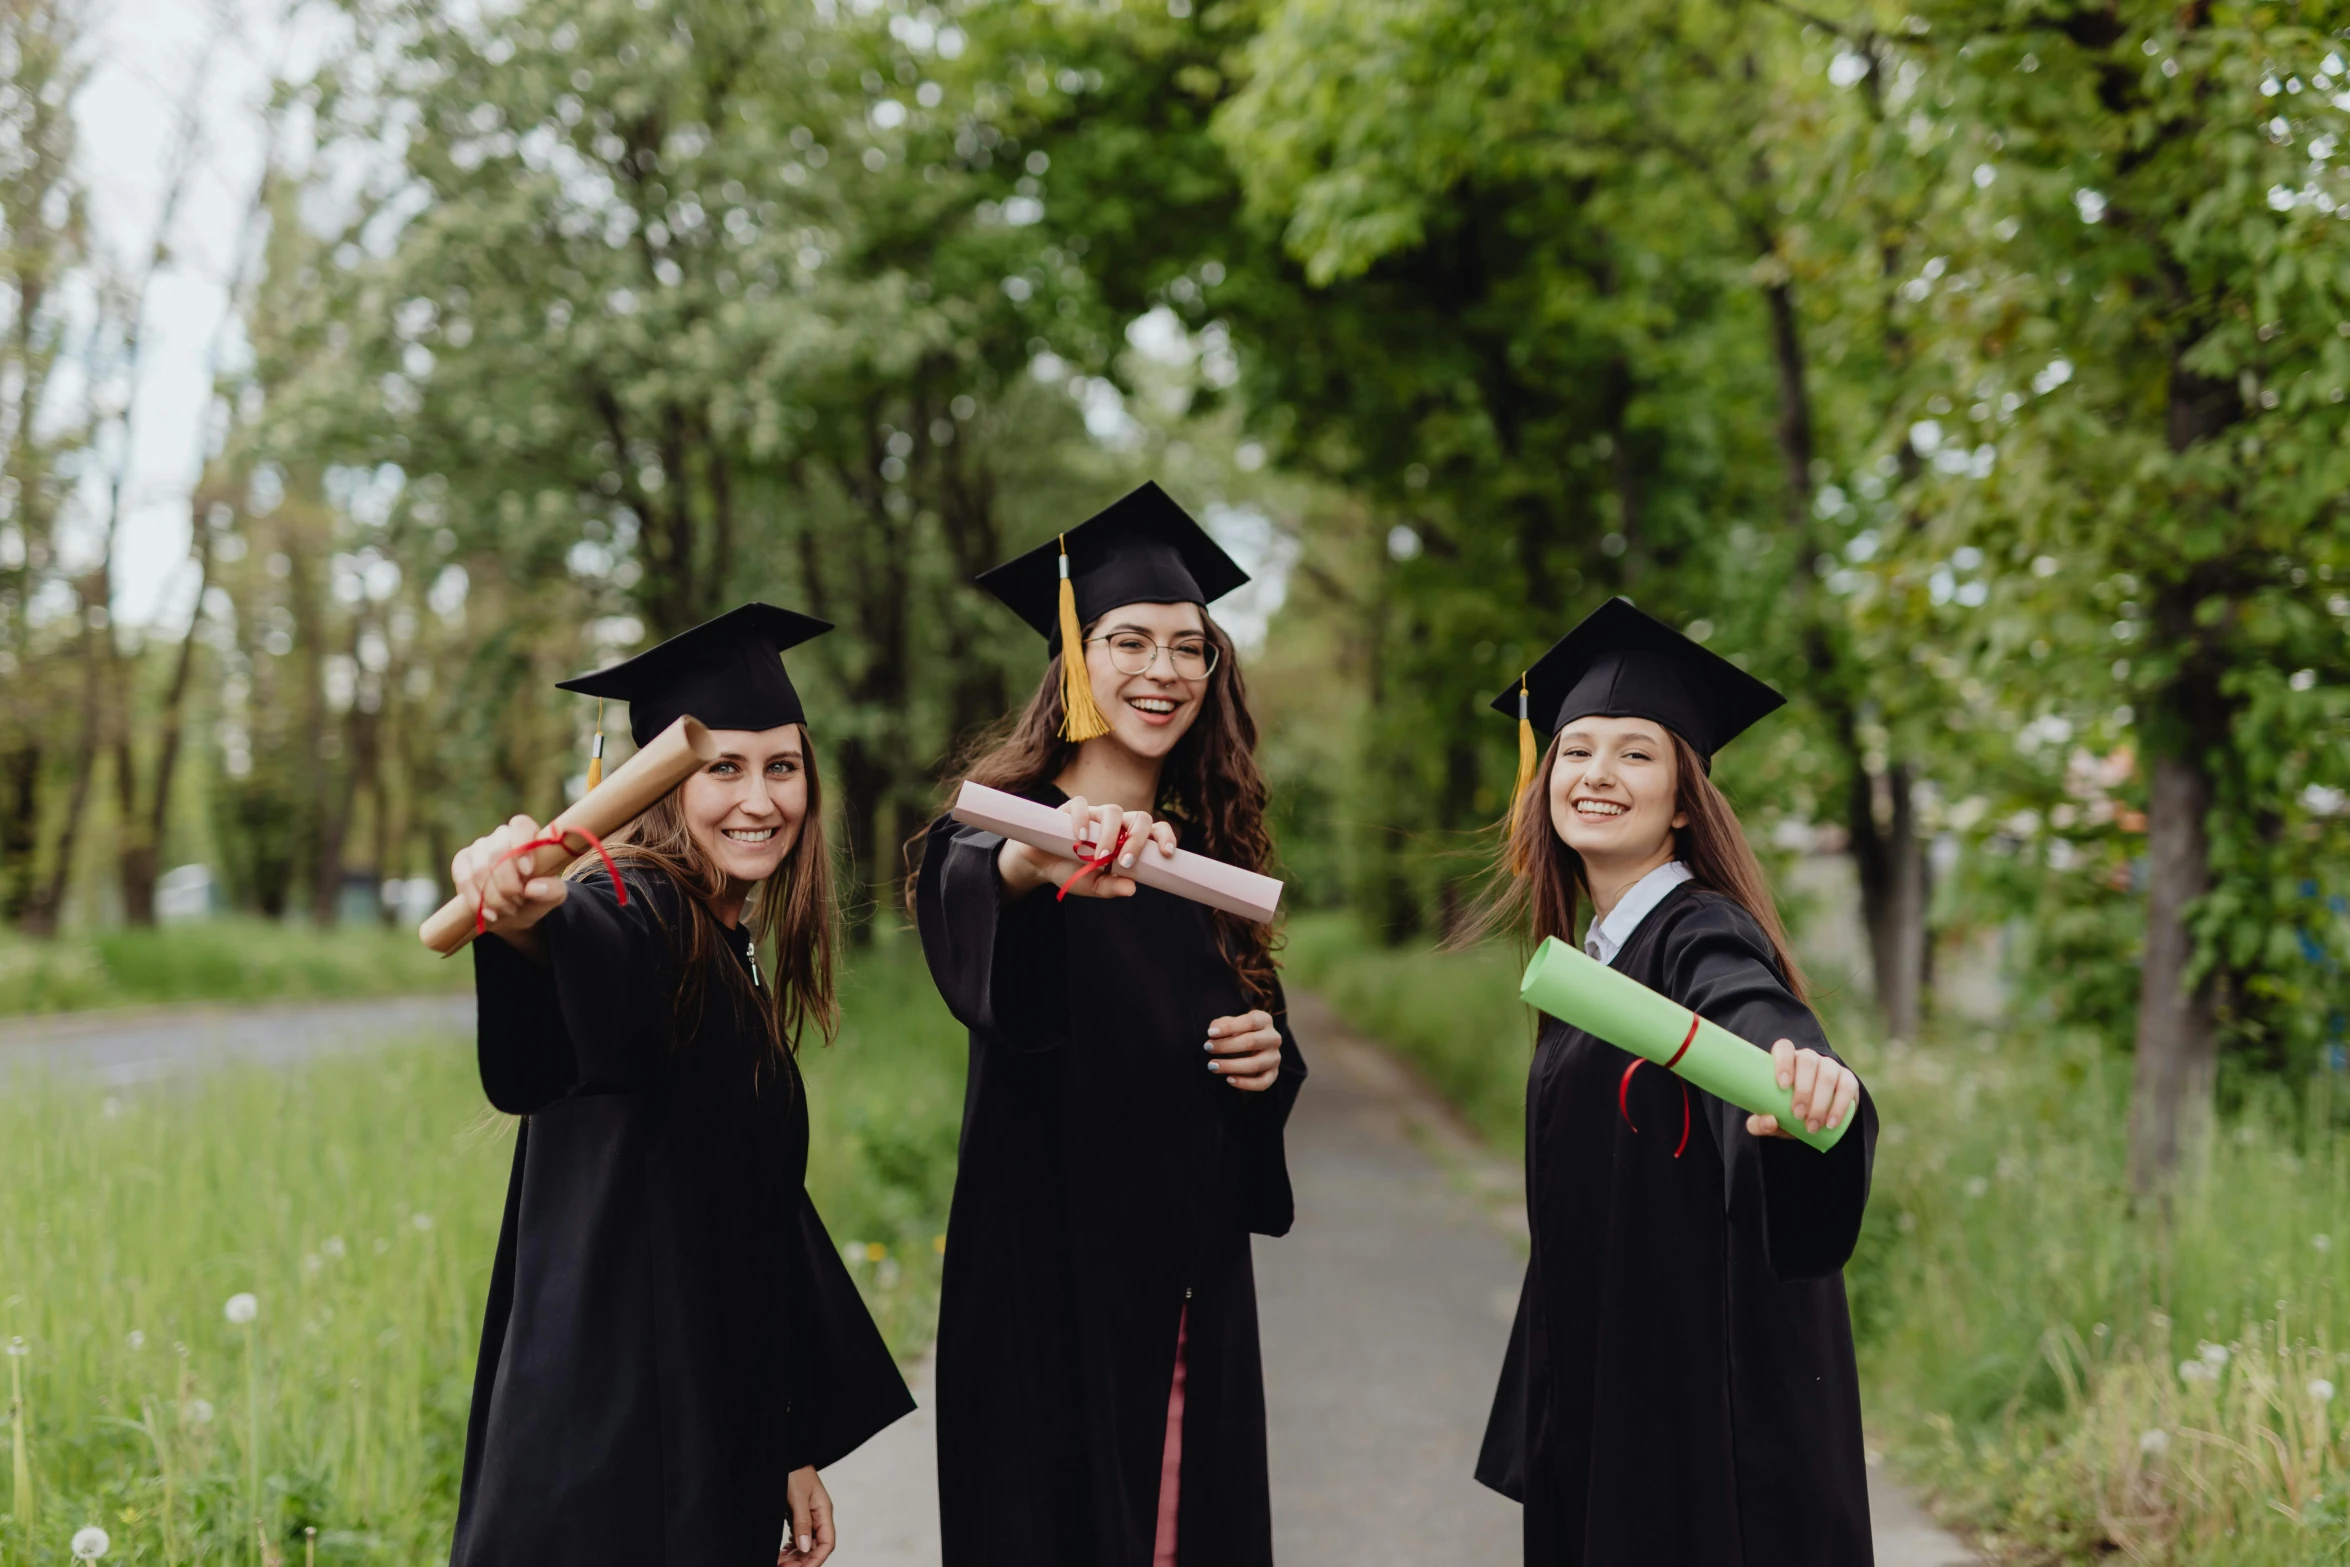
[0,937,964,1565]
[0,921,467,1018]
[1287,911,2350,1564]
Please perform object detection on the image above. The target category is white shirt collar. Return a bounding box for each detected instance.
[1583,860,1694,968]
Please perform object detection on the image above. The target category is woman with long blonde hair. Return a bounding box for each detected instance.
[447,605,910,1567]
[1471,598,1878,1565]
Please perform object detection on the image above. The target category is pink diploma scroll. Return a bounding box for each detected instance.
[949,780,1284,924]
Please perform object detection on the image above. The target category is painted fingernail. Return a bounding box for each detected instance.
[1208,1061,1221,1072]
[1119,854,1133,867]
[799,1536,811,1553]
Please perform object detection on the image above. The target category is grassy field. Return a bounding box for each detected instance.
[0,921,466,1018]
[0,933,963,1565]
[1285,912,2350,1565]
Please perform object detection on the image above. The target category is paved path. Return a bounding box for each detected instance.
[10,988,1975,1564]
[0,994,472,1081]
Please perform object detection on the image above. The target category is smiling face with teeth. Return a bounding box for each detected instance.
[1549,715,1690,893]
[678,724,811,894]
[1080,600,1212,763]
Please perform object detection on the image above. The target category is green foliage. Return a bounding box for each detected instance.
[0,943,964,1562]
[0,920,467,1018]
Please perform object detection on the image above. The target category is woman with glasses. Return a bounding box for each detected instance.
[913,483,1305,1567]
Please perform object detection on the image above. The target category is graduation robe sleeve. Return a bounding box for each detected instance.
[1658,898,1878,1278]
[783,1192,919,1473]
[916,815,1071,1049]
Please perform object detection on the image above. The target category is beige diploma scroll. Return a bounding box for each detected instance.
[417,716,719,955]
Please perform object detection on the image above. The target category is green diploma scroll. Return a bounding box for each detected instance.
[1518,936,1850,1154]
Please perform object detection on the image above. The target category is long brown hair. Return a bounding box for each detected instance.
[1469,728,1808,1000]
[921,610,1281,1008]
[575,725,841,1056]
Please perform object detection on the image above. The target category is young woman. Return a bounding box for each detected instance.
[447,604,911,1567]
[1472,598,1878,1565]
[914,484,1306,1567]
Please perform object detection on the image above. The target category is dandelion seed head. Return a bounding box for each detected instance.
[223,1293,258,1325]
[125,1330,144,1351]
[2200,1342,2231,1368]
[2314,1378,2337,1404]
[71,1525,110,1559]
[2180,1359,2213,1384]
[412,1212,435,1231]
[2138,1428,2169,1455]
[5,1337,25,1357]
[182,1398,214,1426]
[2318,1233,2334,1253]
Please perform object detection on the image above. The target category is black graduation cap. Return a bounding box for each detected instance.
[1491,597,1784,770]
[557,602,833,749]
[975,481,1250,646]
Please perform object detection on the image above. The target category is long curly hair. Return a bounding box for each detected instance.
[920,609,1281,1008]
[577,726,841,1057]
[1468,727,1807,999]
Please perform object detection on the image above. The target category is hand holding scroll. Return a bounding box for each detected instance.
[1745,1039,1860,1141]
[997,796,1179,901]
[452,814,573,958]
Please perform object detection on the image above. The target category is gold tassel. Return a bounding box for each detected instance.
[586,700,606,791]
[1055,533,1113,742]
[1507,673,1538,856]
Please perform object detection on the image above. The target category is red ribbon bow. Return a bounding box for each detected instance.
[1055,826,1132,901]
[473,826,626,936]
[1618,1014,1701,1159]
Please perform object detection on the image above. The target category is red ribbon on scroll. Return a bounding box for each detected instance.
[473,826,626,936]
[1618,1014,1701,1159]
[1055,827,1132,902]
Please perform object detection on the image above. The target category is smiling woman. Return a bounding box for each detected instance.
[1468,597,1878,1567]
[444,603,911,1567]
[913,484,1305,1567]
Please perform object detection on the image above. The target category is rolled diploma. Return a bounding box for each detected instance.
[949,780,1284,924]
[1518,935,1850,1153]
[417,716,720,955]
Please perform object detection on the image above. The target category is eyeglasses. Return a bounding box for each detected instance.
[1086,632,1220,680]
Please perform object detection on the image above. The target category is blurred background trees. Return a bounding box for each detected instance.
[7,0,2350,1193]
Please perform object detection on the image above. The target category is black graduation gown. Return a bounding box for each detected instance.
[450,873,914,1567]
[916,796,1307,1567]
[1476,883,1880,1566]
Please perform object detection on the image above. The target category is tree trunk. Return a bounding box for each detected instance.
[1847,761,1930,1040]
[2122,350,2238,1196]
[1763,267,1934,1033]
[0,740,40,923]
[25,605,105,934]
[2126,745,2218,1196]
